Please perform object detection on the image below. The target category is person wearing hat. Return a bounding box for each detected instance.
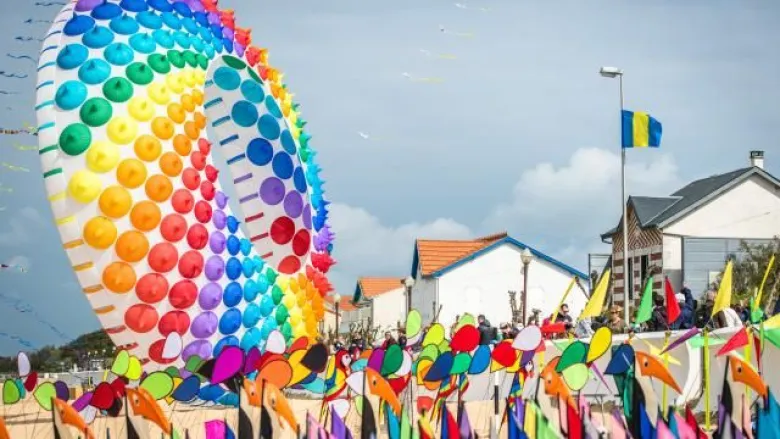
[607,305,628,333]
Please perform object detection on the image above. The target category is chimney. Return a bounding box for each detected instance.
[750,150,765,169]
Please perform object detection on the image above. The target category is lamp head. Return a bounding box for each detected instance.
[333,293,341,304]
[521,247,534,265]
[403,276,415,288]
[599,66,623,78]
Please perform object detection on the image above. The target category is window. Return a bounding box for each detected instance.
[627,258,634,300]
[640,255,649,288]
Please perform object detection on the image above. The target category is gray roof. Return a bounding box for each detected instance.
[601,166,780,240]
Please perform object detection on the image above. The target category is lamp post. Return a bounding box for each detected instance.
[403,276,415,319]
[520,247,534,325]
[599,65,630,325]
[333,293,341,336]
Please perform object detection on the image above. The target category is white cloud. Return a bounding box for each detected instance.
[0,207,46,247]
[483,147,682,266]
[328,203,472,293]
[326,148,683,293]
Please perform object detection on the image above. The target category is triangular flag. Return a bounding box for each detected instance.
[685,406,707,439]
[666,278,681,324]
[331,408,353,439]
[385,403,401,439]
[635,278,654,324]
[361,396,377,439]
[718,328,749,356]
[657,417,675,439]
[507,402,525,439]
[566,402,582,439]
[459,403,474,439]
[756,390,780,439]
[674,410,697,439]
[712,260,734,318]
[580,269,611,319]
[418,416,434,439]
[440,405,458,439]
[400,407,412,439]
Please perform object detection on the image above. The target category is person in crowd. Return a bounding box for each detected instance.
[477,314,495,345]
[607,305,628,333]
[381,331,397,349]
[674,284,696,329]
[649,295,668,332]
[500,323,519,340]
[695,291,718,329]
[575,317,595,338]
[555,304,573,325]
[721,305,744,328]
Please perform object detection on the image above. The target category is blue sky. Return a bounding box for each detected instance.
[1,0,779,354]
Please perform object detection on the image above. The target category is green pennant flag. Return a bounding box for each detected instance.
[400,406,412,439]
[635,278,654,324]
[763,327,780,349]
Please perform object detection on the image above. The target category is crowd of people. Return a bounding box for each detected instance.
[328,284,774,354]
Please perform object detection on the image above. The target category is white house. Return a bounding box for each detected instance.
[335,278,407,335]
[407,232,590,331]
[601,150,780,305]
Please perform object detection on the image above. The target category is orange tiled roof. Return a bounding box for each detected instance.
[324,294,357,311]
[358,277,405,298]
[416,232,508,276]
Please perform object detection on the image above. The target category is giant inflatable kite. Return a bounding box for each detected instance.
[35,0,335,367]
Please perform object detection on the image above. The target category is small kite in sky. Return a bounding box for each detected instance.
[1,162,30,172]
[402,72,444,83]
[0,71,28,79]
[357,131,386,141]
[455,3,490,12]
[0,91,19,95]
[6,54,37,63]
[14,36,42,42]
[419,49,457,60]
[24,18,52,24]
[1,263,28,273]
[35,1,68,5]
[439,24,475,37]
[12,144,37,151]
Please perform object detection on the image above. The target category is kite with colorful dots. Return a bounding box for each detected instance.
[35,0,334,368]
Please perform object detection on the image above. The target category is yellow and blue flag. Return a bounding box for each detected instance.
[621,110,662,148]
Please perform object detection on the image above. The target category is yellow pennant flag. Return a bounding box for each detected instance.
[580,269,611,319]
[711,260,733,318]
[753,255,775,312]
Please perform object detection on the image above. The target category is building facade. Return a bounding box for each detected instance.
[407,232,589,331]
[602,151,780,305]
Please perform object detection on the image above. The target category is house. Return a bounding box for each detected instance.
[335,277,407,335]
[601,151,780,305]
[407,232,589,331]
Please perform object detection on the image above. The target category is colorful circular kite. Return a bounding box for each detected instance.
[35,0,335,367]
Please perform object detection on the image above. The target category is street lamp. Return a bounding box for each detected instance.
[333,293,341,336]
[599,65,629,325]
[520,247,534,325]
[403,276,415,318]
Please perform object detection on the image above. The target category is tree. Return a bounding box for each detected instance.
[729,237,780,313]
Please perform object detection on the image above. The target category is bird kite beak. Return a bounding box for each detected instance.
[635,352,681,393]
[366,368,402,416]
[729,355,767,398]
[126,388,171,435]
[244,378,262,407]
[541,358,574,407]
[265,382,298,432]
[53,398,94,439]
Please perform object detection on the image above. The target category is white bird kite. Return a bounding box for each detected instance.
[401,72,444,83]
[454,2,490,11]
[438,25,474,37]
[419,48,457,60]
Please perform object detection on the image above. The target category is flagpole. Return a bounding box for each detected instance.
[618,73,631,326]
